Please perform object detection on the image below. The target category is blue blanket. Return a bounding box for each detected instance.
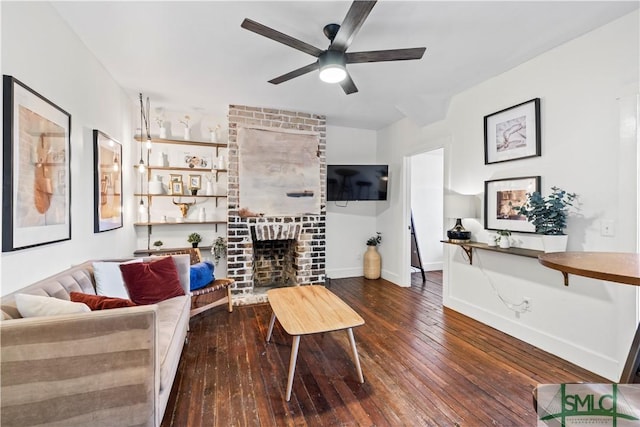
[189,261,215,291]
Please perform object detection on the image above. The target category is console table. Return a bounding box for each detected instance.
[537,252,640,383]
[441,240,543,265]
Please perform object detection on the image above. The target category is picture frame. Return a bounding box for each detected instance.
[484,98,541,164]
[170,173,183,183]
[188,174,202,190]
[93,130,122,233]
[2,75,71,251]
[484,176,540,233]
[171,181,184,195]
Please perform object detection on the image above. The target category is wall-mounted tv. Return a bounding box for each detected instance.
[327,164,389,201]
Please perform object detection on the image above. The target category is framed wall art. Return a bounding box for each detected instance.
[484,98,541,164]
[484,176,540,232]
[93,130,122,233]
[2,75,71,251]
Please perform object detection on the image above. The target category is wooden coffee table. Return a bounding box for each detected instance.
[266,285,365,401]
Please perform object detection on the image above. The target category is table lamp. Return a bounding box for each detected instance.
[444,194,475,242]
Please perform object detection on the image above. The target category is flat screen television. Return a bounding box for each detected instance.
[327,164,389,201]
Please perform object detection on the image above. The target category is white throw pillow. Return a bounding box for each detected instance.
[15,294,90,318]
[93,259,142,298]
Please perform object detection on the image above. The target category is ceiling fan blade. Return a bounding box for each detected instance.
[268,62,319,85]
[346,47,426,63]
[241,18,324,57]
[330,1,377,52]
[340,72,358,95]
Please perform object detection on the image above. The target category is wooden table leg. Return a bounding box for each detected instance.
[347,328,364,383]
[285,335,301,401]
[266,312,276,342]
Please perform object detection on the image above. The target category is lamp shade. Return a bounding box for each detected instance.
[444,194,475,219]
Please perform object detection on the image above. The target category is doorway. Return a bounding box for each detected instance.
[409,148,444,279]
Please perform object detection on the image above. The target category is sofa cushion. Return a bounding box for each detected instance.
[15,293,90,318]
[156,295,189,393]
[120,256,185,305]
[70,292,136,310]
[93,259,142,299]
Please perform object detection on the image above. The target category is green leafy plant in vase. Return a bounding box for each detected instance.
[496,229,511,249]
[514,186,577,252]
[187,232,202,248]
[364,232,382,279]
[153,240,163,250]
[366,232,382,247]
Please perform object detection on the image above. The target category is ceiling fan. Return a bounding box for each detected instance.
[241,0,426,95]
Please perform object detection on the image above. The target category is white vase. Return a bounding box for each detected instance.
[205,181,214,196]
[159,127,167,139]
[199,208,206,222]
[217,155,225,170]
[148,175,164,195]
[499,238,510,249]
[184,127,191,140]
[542,235,568,253]
[210,130,218,143]
[487,234,497,247]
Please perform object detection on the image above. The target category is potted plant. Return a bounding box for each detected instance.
[514,186,577,252]
[187,232,202,248]
[496,230,511,249]
[153,240,163,250]
[212,236,227,265]
[364,232,382,280]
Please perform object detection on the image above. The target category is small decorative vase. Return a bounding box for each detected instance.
[487,234,497,247]
[210,130,218,143]
[159,127,167,139]
[542,234,568,253]
[499,238,510,249]
[205,181,214,196]
[184,127,191,140]
[148,175,164,195]
[198,208,206,222]
[217,155,225,170]
[363,245,381,279]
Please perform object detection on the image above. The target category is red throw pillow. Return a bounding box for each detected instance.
[119,256,185,305]
[70,292,136,310]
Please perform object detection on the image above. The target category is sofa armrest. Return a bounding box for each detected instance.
[1,306,159,427]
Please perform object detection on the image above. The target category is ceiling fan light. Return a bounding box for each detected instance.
[318,50,347,84]
[319,65,347,83]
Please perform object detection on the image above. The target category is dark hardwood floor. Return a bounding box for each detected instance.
[162,272,605,426]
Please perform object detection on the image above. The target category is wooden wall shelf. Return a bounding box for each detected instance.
[441,240,544,265]
[135,135,227,148]
[134,245,213,257]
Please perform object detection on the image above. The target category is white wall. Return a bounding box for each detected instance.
[1,2,135,295]
[376,11,639,380]
[325,125,378,278]
[411,149,444,271]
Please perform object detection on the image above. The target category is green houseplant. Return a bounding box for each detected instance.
[153,240,163,250]
[496,229,511,249]
[187,232,202,248]
[212,236,227,265]
[366,232,382,246]
[514,186,577,252]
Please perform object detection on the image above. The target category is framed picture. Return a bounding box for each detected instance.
[2,75,71,251]
[171,181,184,195]
[484,98,541,164]
[93,130,122,233]
[188,174,202,190]
[484,176,540,233]
[170,173,183,183]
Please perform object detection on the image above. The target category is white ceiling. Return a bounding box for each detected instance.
[51,1,637,130]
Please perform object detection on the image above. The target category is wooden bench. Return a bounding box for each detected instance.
[160,248,234,317]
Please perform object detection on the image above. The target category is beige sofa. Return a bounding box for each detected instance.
[0,255,191,427]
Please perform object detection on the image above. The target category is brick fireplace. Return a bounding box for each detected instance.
[227,105,326,304]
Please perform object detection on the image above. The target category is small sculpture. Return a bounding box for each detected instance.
[172,198,196,218]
